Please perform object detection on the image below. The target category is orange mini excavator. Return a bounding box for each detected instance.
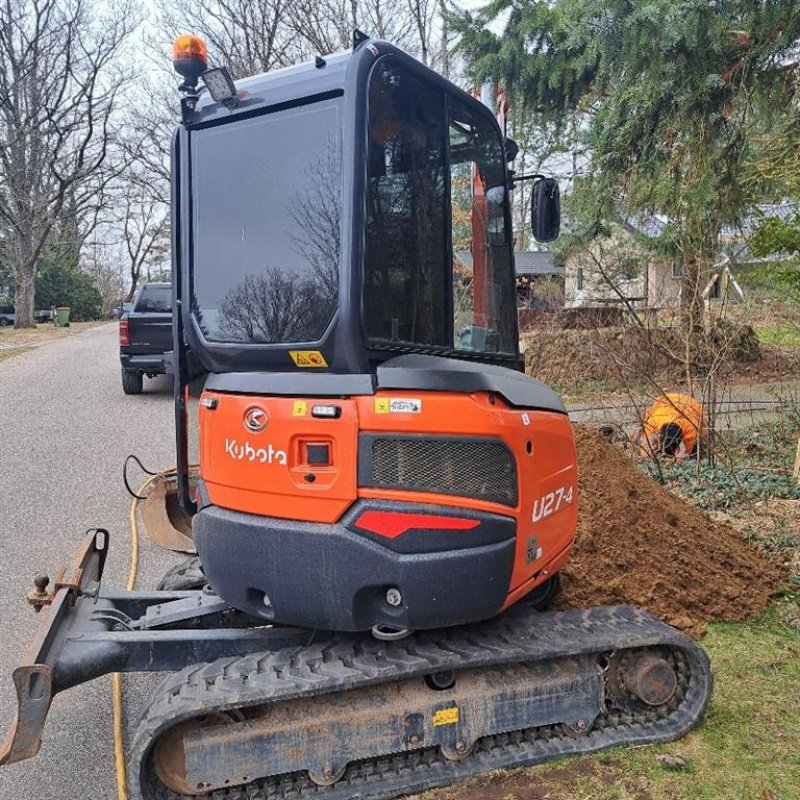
[0,34,712,800]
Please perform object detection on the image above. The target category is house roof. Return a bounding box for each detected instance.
[625,203,798,241]
[721,202,799,238]
[625,214,669,238]
[455,250,562,276]
[515,251,563,275]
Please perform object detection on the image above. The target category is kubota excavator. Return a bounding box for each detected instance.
[0,33,712,800]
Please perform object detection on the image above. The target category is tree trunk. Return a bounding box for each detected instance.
[680,256,705,336]
[13,274,36,328]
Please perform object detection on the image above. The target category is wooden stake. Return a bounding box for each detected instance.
[793,435,800,484]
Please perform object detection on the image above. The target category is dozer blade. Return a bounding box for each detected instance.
[139,474,196,554]
[0,530,107,766]
[0,531,313,770]
[130,605,714,800]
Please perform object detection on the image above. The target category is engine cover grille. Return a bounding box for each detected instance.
[359,434,518,507]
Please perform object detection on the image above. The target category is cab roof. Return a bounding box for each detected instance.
[191,50,351,127]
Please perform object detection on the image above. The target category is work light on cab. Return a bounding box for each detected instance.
[202,67,238,108]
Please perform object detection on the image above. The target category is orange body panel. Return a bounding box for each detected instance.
[199,389,578,603]
[199,395,359,524]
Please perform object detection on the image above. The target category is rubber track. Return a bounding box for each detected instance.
[130,605,713,800]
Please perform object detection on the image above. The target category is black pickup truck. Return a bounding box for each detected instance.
[119,282,172,394]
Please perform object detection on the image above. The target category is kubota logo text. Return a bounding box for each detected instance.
[225,438,287,465]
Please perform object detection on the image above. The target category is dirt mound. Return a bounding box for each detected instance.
[521,325,797,389]
[559,426,784,636]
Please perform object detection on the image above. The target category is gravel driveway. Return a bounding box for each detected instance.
[0,322,182,800]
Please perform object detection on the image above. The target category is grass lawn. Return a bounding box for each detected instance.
[0,320,106,363]
[755,325,800,349]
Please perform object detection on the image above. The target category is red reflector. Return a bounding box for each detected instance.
[355,511,480,539]
[119,319,129,345]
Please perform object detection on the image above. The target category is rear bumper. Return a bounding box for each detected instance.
[193,499,517,632]
[120,352,168,374]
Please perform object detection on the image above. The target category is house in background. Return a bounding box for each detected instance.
[562,203,797,313]
[454,250,565,310]
[563,216,677,311]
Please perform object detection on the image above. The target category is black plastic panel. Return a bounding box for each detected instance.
[193,502,515,631]
[377,354,565,412]
[204,371,375,396]
[203,353,564,413]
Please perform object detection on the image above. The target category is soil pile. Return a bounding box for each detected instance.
[559,426,784,636]
[521,325,797,389]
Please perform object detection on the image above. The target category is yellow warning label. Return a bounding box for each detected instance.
[433,707,460,727]
[292,401,307,417]
[374,398,390,414]
[289,350,328,368]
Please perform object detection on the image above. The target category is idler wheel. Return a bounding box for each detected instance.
[620,652,678,706]
[441,740,475,762]
[308,763,347,786]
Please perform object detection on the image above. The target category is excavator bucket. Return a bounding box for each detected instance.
[139,474,196,554]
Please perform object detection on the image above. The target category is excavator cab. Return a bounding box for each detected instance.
[174,37,555,372]
[169,36,575,634]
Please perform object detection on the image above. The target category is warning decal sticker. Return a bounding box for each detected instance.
[289,351,328,368]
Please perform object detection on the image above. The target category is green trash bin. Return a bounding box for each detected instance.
[55,306,71,327]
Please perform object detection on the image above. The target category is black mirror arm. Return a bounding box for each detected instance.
[511,173,547,184]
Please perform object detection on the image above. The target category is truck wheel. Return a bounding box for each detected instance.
[122,369,144,395]
[157,556,206,591]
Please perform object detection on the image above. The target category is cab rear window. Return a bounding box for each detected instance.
[135,285,172,313]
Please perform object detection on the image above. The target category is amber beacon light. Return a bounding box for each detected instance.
[172,34,208,85]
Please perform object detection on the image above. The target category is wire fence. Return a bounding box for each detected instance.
[567,394,791,435]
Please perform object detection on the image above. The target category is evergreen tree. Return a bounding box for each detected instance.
[456,0,800,327]
[34,212,102,321]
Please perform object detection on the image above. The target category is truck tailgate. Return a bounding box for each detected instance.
[125,312,172,352]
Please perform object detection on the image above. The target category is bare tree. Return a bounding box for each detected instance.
[123,78,177,206]
[117,177,169,302]
[158,0,447,78]
[159,0,294,78]
[405,0,436,64]
[284,0,421,59]
[82,237,123,313]
[0,0,135,327]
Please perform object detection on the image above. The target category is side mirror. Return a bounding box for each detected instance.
[531,177,560,243]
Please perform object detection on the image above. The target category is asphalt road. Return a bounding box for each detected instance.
[0,322,183,800]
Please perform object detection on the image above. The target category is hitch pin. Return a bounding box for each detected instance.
[27,574,51,613]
